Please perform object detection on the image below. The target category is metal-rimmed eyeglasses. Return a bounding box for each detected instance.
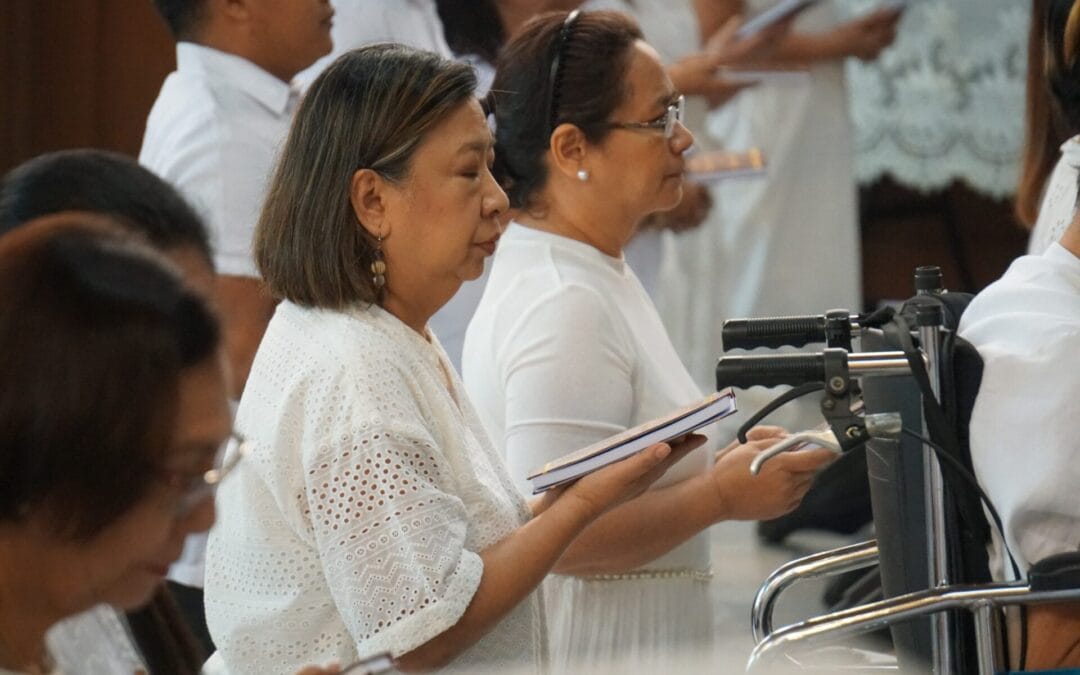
[607,94,686,140]
[158,431,250,516]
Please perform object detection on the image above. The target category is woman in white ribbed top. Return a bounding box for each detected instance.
[463,9,835,670]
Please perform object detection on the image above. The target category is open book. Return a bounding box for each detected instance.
[686,148,767,182]
[528,390,738,494]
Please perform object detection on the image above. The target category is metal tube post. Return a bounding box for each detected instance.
[751,540,880,643]
[917,302,951,674]
[972,602,997,675]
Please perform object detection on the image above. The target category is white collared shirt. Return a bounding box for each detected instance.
[140,42,298,278]
[959,243,1080,579]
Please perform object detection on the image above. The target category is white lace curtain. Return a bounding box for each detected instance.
[836,0,1030,198]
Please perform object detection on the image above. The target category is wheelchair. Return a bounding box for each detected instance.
[715,267,1080,674]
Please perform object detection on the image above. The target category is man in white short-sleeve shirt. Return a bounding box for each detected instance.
[140,0,333,649]
[142,0,332,398]
[959,193,1080,668]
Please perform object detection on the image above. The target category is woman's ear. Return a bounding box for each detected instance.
[349,168,390,238]
[548,123,589,181]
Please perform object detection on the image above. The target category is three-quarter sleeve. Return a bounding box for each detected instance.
[304,421,484,658]
[496,283,636,494]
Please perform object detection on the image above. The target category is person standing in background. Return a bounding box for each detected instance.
[139,0,334,654]
[659,0,900,397]
[1016,0,1069,235]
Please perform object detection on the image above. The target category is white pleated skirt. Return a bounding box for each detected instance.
[543,570,714,672]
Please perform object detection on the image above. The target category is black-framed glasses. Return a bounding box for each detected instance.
[159,431,250,516]
[547,9,582,132]
[607,95,686,140]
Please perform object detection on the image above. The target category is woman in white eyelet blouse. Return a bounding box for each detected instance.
[202,44,694,675]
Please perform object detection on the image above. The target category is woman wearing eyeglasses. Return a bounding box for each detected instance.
[0,215,233,674]
[463,11,835,669]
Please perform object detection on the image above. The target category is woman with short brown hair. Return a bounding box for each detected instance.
[204,43,694,674]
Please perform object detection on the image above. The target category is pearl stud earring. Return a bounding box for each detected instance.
[577,169,589,182]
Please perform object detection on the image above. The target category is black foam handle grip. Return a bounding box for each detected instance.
[715,352,828,389]
[721,315,827,350]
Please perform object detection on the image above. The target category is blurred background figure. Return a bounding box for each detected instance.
[0,149,218,670]
[659,0,900,399]
[0,215,228,674]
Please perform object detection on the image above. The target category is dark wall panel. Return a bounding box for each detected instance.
[0,0,174,173]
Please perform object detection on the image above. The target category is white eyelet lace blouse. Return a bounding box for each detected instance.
[204,302,544,674]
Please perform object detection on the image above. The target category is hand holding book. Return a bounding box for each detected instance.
[528,391,737,493]
[547,434,708,519]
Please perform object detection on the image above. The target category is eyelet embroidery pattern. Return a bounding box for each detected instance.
[205,303,545,674]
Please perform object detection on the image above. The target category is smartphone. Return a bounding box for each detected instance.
[736,0,822,40]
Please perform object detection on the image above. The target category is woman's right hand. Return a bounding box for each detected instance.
[709,428,835,521]
[557,434,706,523]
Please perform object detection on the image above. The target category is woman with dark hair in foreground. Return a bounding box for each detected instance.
[0,215,229,674]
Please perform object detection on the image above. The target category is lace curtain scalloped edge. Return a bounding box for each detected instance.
[837,0,1028,198]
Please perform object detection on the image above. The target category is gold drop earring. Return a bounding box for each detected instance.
[371,235,386,290]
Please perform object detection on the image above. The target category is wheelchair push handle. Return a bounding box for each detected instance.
[721,309,858,351]
[722,316,828,350]
[715,351,836,389]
